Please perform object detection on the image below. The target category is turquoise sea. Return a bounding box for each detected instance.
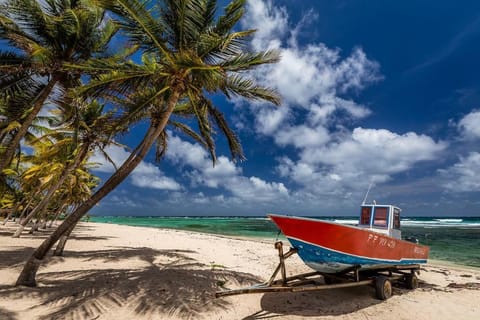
[90,216,480,268]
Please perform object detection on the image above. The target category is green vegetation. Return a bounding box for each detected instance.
[0,0,280,287]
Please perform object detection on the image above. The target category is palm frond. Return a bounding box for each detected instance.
[154,129,168,161]
[214,0,245,35]
[223,75,281,105]
[188,92,216,163]
[168,120,208,149]
[220,50,280,71]
[205,98,245,162]
[95,0,171,59]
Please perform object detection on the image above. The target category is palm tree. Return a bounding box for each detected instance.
[11,99,119,237]
[16,0,280,286]
[52,165,100,256]
[0,0,118,171]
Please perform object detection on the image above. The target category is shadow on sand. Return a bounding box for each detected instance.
[241,278,442,319]
[0,307,17,320]
[0,246,260,320]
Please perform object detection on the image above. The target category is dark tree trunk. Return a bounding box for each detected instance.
[16,91,179,286]
[14,144,90,234]
[48,202,69,228]
[3,201,22,225]
[53,223,77,256]
[29,219,40,234]
[0,77,59,171]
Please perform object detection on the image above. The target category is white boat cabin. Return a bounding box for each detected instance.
[358,203,402,239]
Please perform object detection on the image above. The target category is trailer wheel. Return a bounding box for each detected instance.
[405,274,418,289]
[375,276,392,300]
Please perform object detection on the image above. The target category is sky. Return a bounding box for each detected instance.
[10,0,480,217]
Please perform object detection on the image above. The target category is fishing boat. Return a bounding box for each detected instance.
[269,202,429,274]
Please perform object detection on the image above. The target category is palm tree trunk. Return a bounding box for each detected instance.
[14,144,90,234]
[12,224,25,237]
[3,211,13,225]
[3,201,22,225]
[48,202,69,228]
[29,219,40,234]
[16,90,180,287]
[13,184,43,228]
[0,76,59,171]
[13,198,38,237]
[53,222,77,256]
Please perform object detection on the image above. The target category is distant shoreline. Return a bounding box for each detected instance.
[88,217,480,270]
[1,221,479,319]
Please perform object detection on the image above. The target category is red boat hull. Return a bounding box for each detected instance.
[269,214,429,273]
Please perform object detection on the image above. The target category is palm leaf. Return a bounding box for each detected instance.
[222,74,281,105]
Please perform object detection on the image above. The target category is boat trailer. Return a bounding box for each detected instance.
[215,241,421,300]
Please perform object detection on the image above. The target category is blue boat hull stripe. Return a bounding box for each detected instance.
[287,237,427,266]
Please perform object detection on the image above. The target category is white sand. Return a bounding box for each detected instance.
[0,222,479,319]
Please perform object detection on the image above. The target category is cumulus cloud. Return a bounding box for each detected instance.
[241,0,381,137]
[165,135,289,203]
[89,145,181,191]
[236,0,383,163]
[237,0,445,199]
[439,152,480,192]
[458,110,480,140]
[94,1,452,215]
[241,0,288,50]
[277,128,446,198]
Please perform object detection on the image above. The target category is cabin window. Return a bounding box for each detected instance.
[360,207,372,225]
[373,207,388,227]
[393,208,401,229]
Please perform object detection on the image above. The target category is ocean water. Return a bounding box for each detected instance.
[90,216,480,268]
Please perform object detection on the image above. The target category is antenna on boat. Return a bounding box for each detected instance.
[362,183,373,205]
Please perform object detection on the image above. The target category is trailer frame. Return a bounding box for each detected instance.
[215,241,421,300]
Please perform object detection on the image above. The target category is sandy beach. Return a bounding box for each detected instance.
[0,222,479,320]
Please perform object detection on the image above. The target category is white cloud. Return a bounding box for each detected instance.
[237,0,381,157]
[241,0,288,50]
[238,0,446,201]
[130,162,182,191]
[458,110,480,140]
[279,128,446,193]
[89,145,181,191]
[439,152,480,192]
[275,124,330,148]
[165,135,289,203]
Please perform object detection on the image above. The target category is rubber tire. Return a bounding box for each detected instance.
[375,276,393,300]
[405,274,419,289]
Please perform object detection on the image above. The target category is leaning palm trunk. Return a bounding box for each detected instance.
[3,201,22,225]
[53,222,77,256]
[48,202,70,228]
[0,77,59,171]
[12,199,37,237]
[12,185,43,227]
[12,144,90,238]
[28,219,41,234]
[16,91,179,286]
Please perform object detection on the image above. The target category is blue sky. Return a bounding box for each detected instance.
[70,1,480,216]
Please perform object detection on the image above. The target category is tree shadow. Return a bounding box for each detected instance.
[0,246,260,320]
[247,286,381,319]
[0,231,14,237]
[0,247,37,269]
[0,307,17,320]
[242,277,442,319]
